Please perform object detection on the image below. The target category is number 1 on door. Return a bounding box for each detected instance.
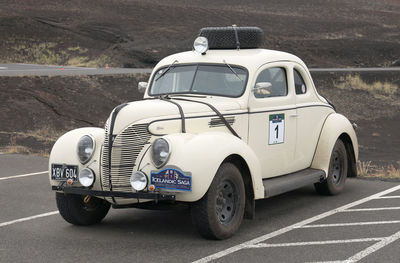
[269,114,284,145]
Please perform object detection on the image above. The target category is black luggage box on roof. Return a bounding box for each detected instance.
[199,26,263,50]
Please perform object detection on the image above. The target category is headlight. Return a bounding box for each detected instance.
[78,168,95,187]
[151,138,171,168]
[130,171,148,191]
[77,135,95,164]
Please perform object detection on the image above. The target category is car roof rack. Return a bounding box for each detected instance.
[198,26,264,50]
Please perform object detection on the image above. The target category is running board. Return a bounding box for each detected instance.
[263,168,326,198]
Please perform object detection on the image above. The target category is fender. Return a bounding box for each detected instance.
[49,127,105,190]
[311,113,359,177]
[138,132,264,202]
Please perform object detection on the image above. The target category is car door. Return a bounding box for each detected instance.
[292,64,334,171]
[248,62,297,179]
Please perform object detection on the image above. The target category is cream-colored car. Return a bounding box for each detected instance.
[49,27,358,239]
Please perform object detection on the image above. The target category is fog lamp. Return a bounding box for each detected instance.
[130,171,148,191]
[78,168,95,187]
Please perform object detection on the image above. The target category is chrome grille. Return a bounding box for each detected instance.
[101,123,151,193]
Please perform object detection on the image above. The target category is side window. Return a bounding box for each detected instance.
[254,67,287,98]
[294,69,307,95]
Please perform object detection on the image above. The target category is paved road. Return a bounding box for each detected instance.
[0,63,399,76]
[309,67,400,72]
[0,153,399,262]
[0,63,152,76]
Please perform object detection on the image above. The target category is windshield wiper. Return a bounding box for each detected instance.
[223,60,243,82]
[155,60,178,81]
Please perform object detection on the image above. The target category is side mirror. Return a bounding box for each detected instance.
[253,82,272,95]
[138,82,148,93]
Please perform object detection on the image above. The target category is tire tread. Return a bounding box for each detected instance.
[315,139,348,195]
[191,163,245,239]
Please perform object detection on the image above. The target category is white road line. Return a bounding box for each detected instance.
[297,221,400,228]
[0,211,59,228]
[313,230,400,262]
[374,196,400,199]
[0,171,48,181]
[191,184,400,263]
[343,207,400,212]
[346,229,400,262]
[246,237,384,248]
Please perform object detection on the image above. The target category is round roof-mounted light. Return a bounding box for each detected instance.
[193,36,208,54]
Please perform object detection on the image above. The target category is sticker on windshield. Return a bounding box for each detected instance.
[269,114,285,145]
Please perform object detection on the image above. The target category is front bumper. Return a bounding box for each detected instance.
[52,185,176,201]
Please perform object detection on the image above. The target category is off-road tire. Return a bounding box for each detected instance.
[56,192,110,225]
[315,139,348,195]
[191,163,245,240]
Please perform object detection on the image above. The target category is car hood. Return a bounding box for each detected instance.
[111,98,243,134]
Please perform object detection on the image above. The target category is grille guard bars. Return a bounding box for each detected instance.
[52,184,176,201]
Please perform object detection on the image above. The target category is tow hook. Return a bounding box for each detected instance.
[83,195,91,203]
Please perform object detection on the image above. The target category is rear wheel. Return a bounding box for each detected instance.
[191,163,245,240]
[56,192,110,225]
[315,139,348,195]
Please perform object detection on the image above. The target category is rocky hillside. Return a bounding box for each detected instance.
[1,0,399,68]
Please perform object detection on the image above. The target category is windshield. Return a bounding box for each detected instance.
[149,64,248,97]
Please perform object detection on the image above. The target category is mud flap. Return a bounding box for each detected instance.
[244,195,255,220]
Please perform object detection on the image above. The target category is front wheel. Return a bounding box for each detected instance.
[191,163,245,240]
[315,139,348,195]
[56,192,110,225]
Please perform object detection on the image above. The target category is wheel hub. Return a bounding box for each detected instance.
[216,180,237,224]
[330,150,344,184]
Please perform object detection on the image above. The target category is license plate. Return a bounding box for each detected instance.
[151,168,191,191]
[51,164,78,181]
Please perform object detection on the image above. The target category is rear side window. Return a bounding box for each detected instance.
[254,67,287,98]
[294,69,307,95]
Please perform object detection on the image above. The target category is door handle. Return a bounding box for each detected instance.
[290,114,298,117]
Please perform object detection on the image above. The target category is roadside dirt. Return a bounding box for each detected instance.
[0,74,148,154]
[313,72,400,168]
[1,0,399,68]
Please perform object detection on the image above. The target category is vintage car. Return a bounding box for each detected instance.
[49,26,358,239]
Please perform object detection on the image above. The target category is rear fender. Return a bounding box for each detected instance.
[311,113,359,177]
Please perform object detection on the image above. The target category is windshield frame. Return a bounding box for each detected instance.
[147,63,249,98]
